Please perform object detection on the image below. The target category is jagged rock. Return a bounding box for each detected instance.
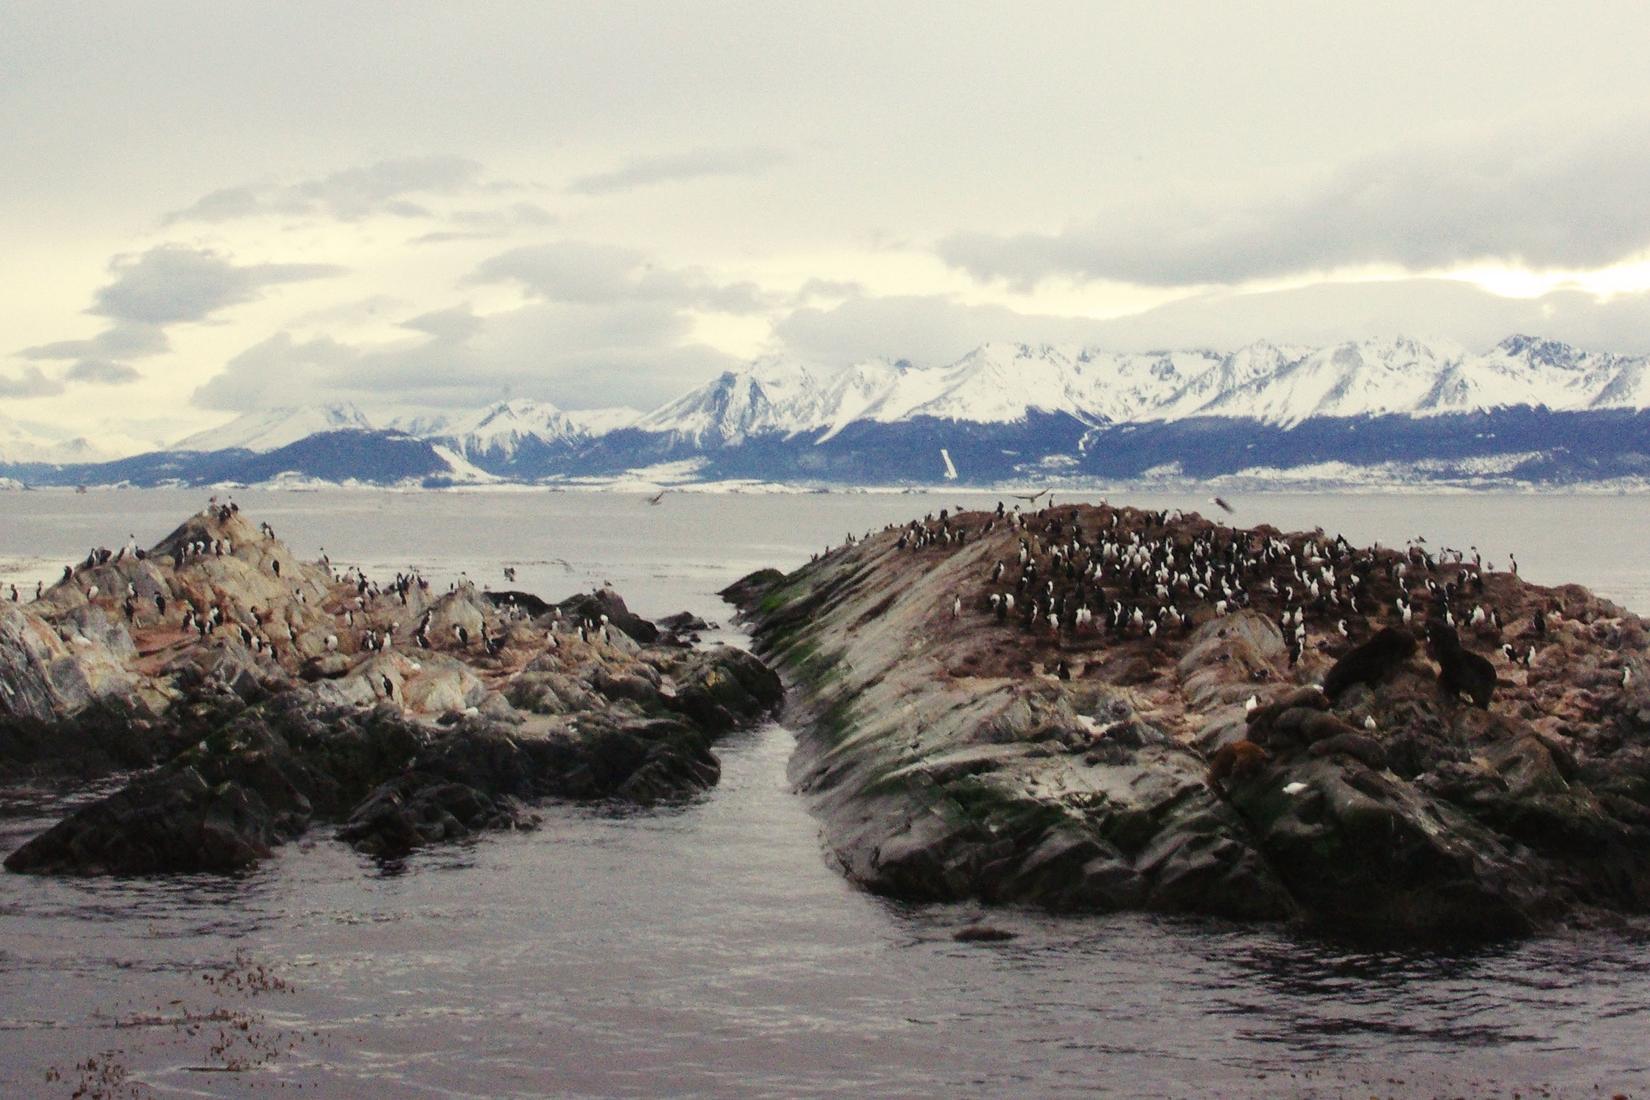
[0,603,143,721]
[2,504,784,874]
[719,569,785,609]
[737,500,1650,940]
[657,611,714,634]
[558,588,658,644]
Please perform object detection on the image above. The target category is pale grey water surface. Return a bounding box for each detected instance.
[2,488,1649,1097]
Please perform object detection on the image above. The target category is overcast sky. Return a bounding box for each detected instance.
[6,2,1650,452]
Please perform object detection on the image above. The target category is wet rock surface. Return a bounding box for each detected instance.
[733,501,1650,940]
[2,503,781,874]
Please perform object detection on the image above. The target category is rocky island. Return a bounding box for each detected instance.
[730,501,1650,940]
[1,502,781,874]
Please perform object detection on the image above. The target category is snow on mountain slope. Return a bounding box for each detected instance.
[1147,341,1305,420]
[1191,337,1451,425]
[422,399,588,459]
[812,359,904,440]
[633,357,855,445]
[563,406,641,435]
[882,344,1098,423]
[634,334,1650,442]
[171,402,375,452]
[871,344,1115,425]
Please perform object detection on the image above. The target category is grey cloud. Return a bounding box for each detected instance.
[409,202,558,245]
[191,333,359,411]
[775,295,1112,367]
[1088,280,1650,355]
[468,241,772,313]
[63,359,141,385]
[91,245,342,325]
[939,118,1650,287]
[165,155,486,223]
[569,147,788,196]
[193,299,736,412]
[0,366,65,398]
[399,305,486,341]
[20,321,169,361]
[773,280,1650,366]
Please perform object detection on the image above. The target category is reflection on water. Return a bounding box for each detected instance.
[1,488,1649,1096]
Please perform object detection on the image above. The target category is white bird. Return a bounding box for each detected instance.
[1363,715,1378,731]
[1282,781,1309,795]
[1244,695,1259,713]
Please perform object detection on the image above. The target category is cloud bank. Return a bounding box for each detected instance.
[569,147,788,196]
[939,119,1650,287]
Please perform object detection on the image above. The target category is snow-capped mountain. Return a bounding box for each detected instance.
[632,357,862,446]
[173,402,376,453]
[13,333,1650,489]
[629,334,1650,440]
[393,399,642,469]
[407,399,594,460]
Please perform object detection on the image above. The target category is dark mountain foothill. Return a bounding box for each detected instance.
[0,505,781,874]
[730,500,1650,940]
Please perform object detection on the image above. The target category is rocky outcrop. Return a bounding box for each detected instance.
[734,502,1650,940]
[2,503,781,874]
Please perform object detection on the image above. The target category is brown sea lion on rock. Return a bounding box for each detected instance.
[1245,685,1329,740]
[1206,739,1269,794]
[1321,627,1417,701]
[1426,619,1496,709]
[1269,708,1363,751]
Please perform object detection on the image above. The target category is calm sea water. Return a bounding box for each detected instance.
[2,487,1649,1098]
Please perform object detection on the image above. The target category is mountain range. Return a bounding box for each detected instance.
[7,334,1650,488]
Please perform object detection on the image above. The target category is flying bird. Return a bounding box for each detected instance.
[1012,489,1049,504]
[1210,496,1235,514]
[647,490,667,505]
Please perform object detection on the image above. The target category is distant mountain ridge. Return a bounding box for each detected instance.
[628,334,1650,440]
[8,334,1650,488]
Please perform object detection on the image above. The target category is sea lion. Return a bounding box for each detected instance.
[1206,739,1269,794]
[1426,619,1496,709]
[1245,685,1330,740]
[1321,627,1417,701]
[1269,708,1362,751]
